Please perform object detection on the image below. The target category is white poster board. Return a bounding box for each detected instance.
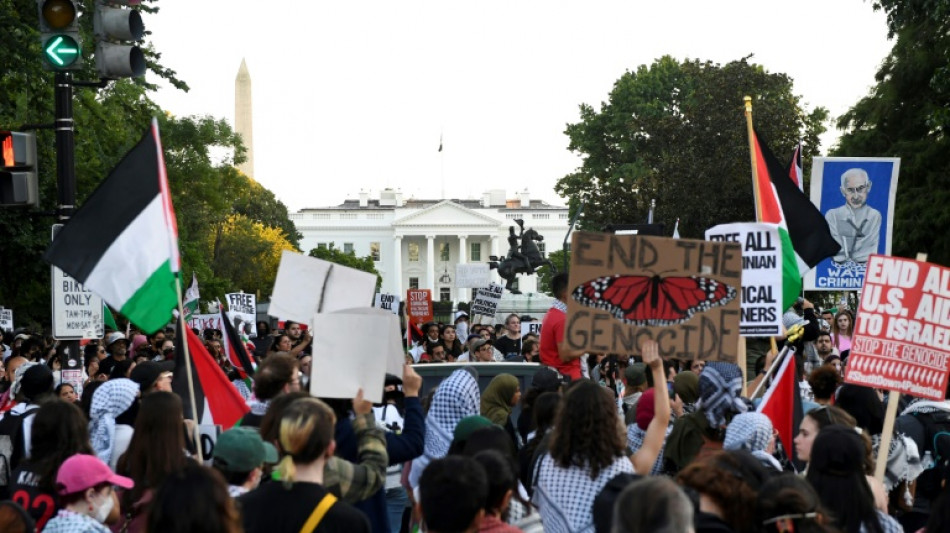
[225,292,257,337]
[470,283,504,320]
[374,293,400,315]
[187,313,225,334]
[455,264,491,288]
[270,251,376,323]
[0,308,12,333]
[706,223,783,336]
[309,308,405,404]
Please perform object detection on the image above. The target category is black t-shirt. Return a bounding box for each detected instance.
[238,480,370,533]
[494,335,521,359]
[8,461,58,531]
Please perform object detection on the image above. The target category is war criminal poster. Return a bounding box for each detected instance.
[566,231,742,361]
[806,157,900,291]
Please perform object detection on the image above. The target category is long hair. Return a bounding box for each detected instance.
[440,325,464,358]
[805,426,882,533]
[549,380,626,478]
[678,450,769,533]
[832,310,853,348]
[274,398,337,484]
[757,474,837,533]
[29,400,93,494]
[117,391,186,507]
[145,462,241,533]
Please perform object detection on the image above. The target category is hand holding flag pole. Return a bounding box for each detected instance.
[749,324,805,399]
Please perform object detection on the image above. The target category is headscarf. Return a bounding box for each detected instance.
[89,378,139,465]
[699,361,748,427]
[423,369,480,460]
[634,388,656,431]
[129,334,148,355]
[480,373,518,426]
[723,412,781,470]
[9,362,38,398]
[673,370,700,405]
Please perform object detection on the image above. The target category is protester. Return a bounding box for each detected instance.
[807,365,840,406]
[832,310,854,352]
[620,363,647,424]
[757,474,836,533]
[98,333,129,378]
[0,363,55,479]
[418,455,488,533]
[57,383,79,403]
[723,412,782,472]
[114,391,188,533]
[0,500,35,533]
[471,450,523,533]
[88,378,139,470]
[834,384,885,435]
[239,397,371,532]
[42,454,131,533]
[128,361,174,395]
[805,425,902,533]
[211,427,279,497]
[677,450,770,533]
[241,353,299,427]
[538,273,585,380]
[454,311,470,342]
[517,368,563,442]
[494,314,523,361]
[532,340,669,532]
[7,400,93,528]
[611,476,694,533]
[672,370,700,416]
[440,325,464,361]
[518,391,559,492]
[269,334,294,356]
[481,374,522,448]
[147,462,242,533]
[625,388,670,475]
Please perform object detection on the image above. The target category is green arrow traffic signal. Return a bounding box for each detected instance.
[43,34,80,67]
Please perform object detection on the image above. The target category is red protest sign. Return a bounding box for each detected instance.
[844,255,950,400]
[406,289,433,325]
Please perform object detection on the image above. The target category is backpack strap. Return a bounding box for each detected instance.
[299,493,337,533]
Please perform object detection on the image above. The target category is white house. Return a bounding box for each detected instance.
[291,189,570,303]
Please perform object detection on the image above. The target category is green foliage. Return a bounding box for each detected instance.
[834,0,950,264]
[308,243,383,291]
[536,249,570,296]
[557,56,827,239]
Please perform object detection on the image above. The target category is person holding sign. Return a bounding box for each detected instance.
[532,339,670,532]
[539,274,586,380]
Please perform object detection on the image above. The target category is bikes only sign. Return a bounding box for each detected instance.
[844,255,950,400]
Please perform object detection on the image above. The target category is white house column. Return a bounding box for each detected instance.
[392,235,402,296]
[457,235,468,303]
[426,235,436,292]
[491,235,499,259]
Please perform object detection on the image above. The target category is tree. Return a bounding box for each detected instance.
[833,0,950,264]
[557,56,828,239]
[536,249,569,296]
[212,214,296,297]
[308,243,382,291]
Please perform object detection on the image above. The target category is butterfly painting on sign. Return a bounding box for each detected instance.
[566,231,742,362]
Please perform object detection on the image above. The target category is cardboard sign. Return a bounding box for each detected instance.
[225,292,257,337]
[807,157,900,291]
[374,293,400,315]
[565,231,742,360]
[0,308,12,333]
[270,251,377,324]
[705,223,783,337]
[310,308,405,404]
[455,263,491,288]
[843,255,950,400]
[471,283,504,319]
[406,289,433,325]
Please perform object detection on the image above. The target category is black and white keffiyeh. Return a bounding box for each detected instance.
[533,454,633,533]
[423,369,480,459]
[89,378,139,465]
[699,361,747,427]
[626,423,671,475]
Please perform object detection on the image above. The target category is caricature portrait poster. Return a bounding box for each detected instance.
[805,157,900,291]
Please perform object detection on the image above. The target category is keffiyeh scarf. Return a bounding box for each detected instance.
[9,361,38,398]
[699,361,748,427]
[626,423,671,475]
[532,454,633,533]
[89,378,139,465]
[423,369,480,459]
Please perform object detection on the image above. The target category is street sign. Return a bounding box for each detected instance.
[51,224,104,339]
[43,34,80,67]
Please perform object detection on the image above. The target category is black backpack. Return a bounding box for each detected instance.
[895,408,950,503]
[0,406,40,490]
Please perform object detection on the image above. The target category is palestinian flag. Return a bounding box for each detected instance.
[183,273,200,321]
[44,119,179,334]
[757,350,804,471]
[788,142,804,192]
[221,308,257,380]
[751,128,840,310]
[172,318,249,427]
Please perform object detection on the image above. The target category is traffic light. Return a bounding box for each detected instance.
[93,0,145,78]
[37,0,83,70]
[0,132,39,207]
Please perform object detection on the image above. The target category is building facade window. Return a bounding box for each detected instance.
[343,242,354,254]
[439,288,451,301]
[409,277,419,290]
[538,242,546,256]
[440,242,450,261]
[471,242,481,261]
[370,242,380,261]
[408,242,419,262]
[317,243,328,250]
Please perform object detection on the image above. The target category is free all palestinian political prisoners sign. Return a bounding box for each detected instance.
[705,223,783,337]
[844,255,950,400]
[566,231,742,361]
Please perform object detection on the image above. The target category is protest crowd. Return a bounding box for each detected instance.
[0,269,946,533]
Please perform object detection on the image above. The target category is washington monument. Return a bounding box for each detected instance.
[235,58,254,178]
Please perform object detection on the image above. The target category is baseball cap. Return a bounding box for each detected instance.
[624,363,647,387]
[129,361,174,391]
[213,427,279,472]
[466,334,481,342]
[56,454,134,496]
[471,338,493,352]
[454,311,469,320]
[106,332,127,347]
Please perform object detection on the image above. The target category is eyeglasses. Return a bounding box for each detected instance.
[844,184,869,194]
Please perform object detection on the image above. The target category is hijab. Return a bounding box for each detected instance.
[480,373,519,426]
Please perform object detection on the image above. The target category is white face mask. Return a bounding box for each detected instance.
[93,491,114,523]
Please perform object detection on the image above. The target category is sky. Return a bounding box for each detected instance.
[147,1,893,212]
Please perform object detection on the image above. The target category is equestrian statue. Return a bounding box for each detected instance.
[488,219,556,294]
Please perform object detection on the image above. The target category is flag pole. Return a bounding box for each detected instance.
[173,274,204,463]
[744,96,764,222]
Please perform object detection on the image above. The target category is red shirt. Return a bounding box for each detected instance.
[539,302,581,380]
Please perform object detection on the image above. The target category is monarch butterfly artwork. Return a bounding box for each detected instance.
[571,274,737,327]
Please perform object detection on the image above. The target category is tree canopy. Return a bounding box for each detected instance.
[308,243,382,291]
[0,0,298,328]
[833,0,950,264]
[557,56,827,239]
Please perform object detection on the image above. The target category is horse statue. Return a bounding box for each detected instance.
[488,220,556,294]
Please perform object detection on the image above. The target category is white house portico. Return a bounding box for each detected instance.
[291,189,569,303]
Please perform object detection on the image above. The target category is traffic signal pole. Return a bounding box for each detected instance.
[54,71,75,221]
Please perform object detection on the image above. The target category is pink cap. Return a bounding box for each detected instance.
[56,454,134,495]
